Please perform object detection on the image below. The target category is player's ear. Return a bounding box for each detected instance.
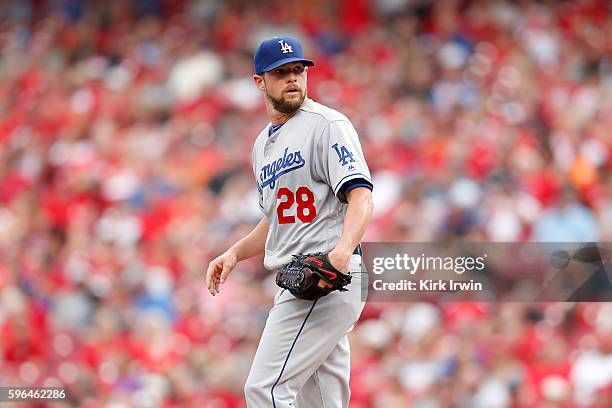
[253,75,266,91]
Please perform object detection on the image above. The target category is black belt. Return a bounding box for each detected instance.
[353,244,362,255]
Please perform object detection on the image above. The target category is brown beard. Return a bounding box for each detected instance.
[267,89,306,113]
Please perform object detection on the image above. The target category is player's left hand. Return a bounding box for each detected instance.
[328,247,351,274]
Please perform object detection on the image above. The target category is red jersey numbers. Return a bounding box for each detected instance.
[276,187,316,224]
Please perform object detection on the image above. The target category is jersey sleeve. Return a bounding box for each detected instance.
[315,120,373,203]
[337,177,373,203]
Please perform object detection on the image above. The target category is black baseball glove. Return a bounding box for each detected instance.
[275,252,352,301]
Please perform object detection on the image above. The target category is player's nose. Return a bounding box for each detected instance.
[286,71,298,82]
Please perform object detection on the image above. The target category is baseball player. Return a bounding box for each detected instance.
[206,36,373,407]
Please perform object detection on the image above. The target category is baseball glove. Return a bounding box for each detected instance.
[275,252,352,301]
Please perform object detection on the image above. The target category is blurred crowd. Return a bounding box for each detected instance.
[1,0,611,406]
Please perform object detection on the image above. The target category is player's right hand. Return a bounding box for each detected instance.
[206,251,238,296]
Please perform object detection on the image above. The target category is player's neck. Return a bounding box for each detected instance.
[269,110,297,126]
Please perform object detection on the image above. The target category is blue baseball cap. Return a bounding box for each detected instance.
[254,36,315,75]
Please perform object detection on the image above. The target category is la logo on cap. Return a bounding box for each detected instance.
[253,36,314,75]
[279,40,293,54]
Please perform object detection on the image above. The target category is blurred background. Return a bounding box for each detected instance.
[1,0,611,406]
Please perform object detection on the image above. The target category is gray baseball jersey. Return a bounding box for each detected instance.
[252,98,372,270]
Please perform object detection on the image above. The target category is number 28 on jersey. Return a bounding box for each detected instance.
[276,186,316,224]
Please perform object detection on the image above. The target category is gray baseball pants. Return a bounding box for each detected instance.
[244,254,367,408]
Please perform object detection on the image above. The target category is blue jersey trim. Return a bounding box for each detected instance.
[337,178,373,203]
[333,173,371,193]
[268,123,284,137]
